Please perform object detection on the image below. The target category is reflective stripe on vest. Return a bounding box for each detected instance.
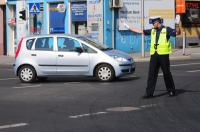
[150,28,172,55]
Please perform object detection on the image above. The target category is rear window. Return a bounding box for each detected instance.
[26,39,35,50]
[35,37,54,51]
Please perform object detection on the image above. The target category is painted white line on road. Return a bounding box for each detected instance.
[0,123,28,130]
[0,78,18,81]
[171,63,200,67]
[140,104,157,108]
[186,70,200,73]
[69,112,108,119]
[13,84,41,89]
[69,104,157,119]
[106,107,141,112]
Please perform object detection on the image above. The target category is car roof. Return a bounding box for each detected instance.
[23,34,82,39]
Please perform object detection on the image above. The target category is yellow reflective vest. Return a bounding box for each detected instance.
[150,28,172,55]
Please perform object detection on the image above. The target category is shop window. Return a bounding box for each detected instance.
[182,1,200,27]
[29,3,44,34]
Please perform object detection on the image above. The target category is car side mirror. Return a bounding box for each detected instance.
[75,47,83,53]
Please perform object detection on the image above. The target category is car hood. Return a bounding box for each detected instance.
[104,50,132,59]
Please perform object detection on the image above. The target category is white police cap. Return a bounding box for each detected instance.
[149,16,163,24]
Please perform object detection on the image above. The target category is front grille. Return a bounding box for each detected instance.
[119,64,133,66]
[128,58,133,62]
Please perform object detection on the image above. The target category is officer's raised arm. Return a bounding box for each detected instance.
[123,23,143,34]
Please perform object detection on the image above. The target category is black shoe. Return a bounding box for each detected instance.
[168,91,176,97]
[142,94,153,99]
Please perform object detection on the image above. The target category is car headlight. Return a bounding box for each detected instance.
[111,55,128,62]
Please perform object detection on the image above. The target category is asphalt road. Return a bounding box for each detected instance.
[0,59,200,132]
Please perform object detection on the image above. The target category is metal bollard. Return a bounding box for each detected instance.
[183,31,186,55]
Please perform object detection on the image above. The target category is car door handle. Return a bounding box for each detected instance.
[58,55,64,57]
[31,54,37,56]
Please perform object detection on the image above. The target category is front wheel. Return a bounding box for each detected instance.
[18,65,36,83]
[95,64,115,82]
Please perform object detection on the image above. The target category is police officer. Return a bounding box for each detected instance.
[124,16,180,98]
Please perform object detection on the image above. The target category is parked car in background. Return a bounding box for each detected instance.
[13,34,135,83]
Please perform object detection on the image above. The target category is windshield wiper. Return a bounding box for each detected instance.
[101,48,113,51]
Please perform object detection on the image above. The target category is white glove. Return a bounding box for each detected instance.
[123,23,130,29]
[175,15,180,24]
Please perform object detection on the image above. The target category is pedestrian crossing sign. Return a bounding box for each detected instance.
[29,3,40,14]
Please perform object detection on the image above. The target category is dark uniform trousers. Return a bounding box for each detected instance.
[146,52,175,96]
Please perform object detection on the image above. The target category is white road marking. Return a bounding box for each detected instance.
[171,63,200,67]
[69,112,108,119]
[186,70,200,73]
[106,107,140,112]
[13,84,41,89]
[140,104,157,108]
[0,123,28,130]
[69,104,157,119]
[0,78,18,81]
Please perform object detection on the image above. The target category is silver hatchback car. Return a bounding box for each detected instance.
[13,34,135,83]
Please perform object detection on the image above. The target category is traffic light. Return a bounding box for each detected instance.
[19,10,26,20]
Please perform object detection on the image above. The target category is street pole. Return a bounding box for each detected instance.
[183,31,186,55]
[33,14,37,34]
[112,9,115,49]
[141,0,145,58]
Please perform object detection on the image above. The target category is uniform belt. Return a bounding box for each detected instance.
[154,44,159,50]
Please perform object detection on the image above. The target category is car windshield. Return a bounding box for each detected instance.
[77,36,113,51]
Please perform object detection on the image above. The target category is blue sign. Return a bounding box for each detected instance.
[29,3,40,14]
[71,2,87,22]
[49,3,65,33]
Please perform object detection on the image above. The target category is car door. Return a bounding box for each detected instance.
[31,37,57,75]
[56,37,90,75]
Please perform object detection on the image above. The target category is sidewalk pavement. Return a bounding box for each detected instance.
[0,47,200,66]
[131,46,200,62]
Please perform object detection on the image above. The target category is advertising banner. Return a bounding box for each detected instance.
[144,0,175,29]
[182,1,200,27]
[176,0,185,13]
[87,0,103,43]
[119,0,175,30]
[71,2,87,22]
[49,3,65,33]
[119,0,142,30]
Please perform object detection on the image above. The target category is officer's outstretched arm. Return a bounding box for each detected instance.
[123,23,143,34]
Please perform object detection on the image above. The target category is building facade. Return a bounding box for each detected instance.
[0,0,6,55]
[6,0,177,56]
[176,0,200,47]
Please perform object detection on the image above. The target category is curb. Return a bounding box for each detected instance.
[134,56,192,62]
